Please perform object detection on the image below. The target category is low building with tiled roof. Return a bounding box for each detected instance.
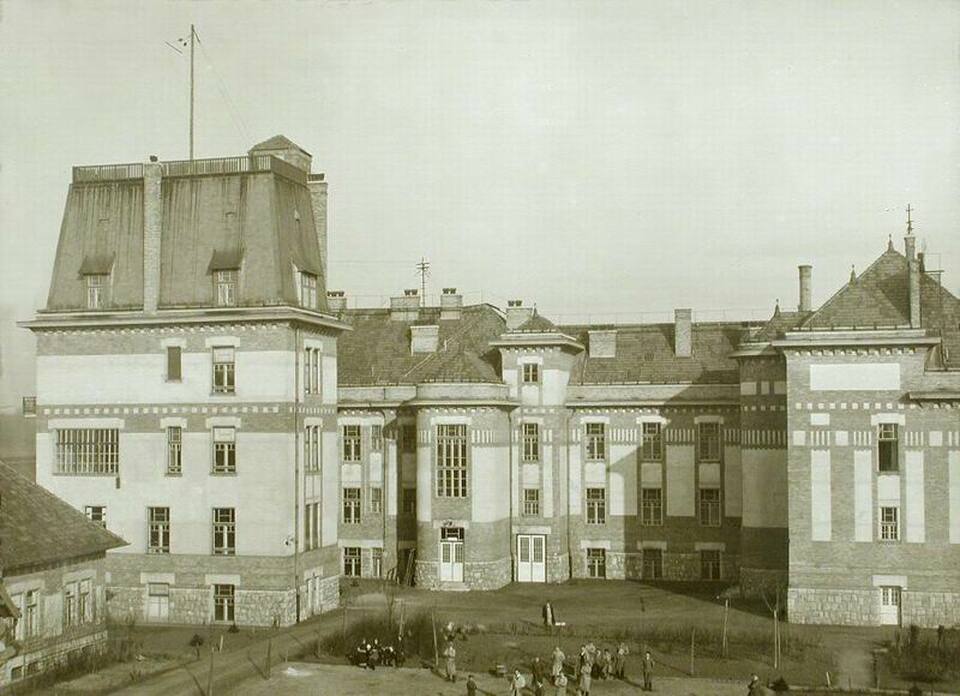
[0,459,126,688]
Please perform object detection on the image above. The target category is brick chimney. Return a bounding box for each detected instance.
[798,265,812,312]
[326,290,346,313]
[440,288,462,321]
[307,173,327,284]
[390,289,420,321]
[142,156,162,313]
[505,299,534,331]
[674,308,692,357]
[905,234,920,328]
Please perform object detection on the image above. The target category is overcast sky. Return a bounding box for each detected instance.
[1,0,959,402]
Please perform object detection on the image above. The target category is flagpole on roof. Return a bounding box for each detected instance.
[189,24,195,161]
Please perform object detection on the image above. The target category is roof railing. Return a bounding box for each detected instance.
[72,154,307,185]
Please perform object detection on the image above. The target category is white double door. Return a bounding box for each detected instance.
[516,534,546,582]
[879,586,901,626]
[439,540,464,582]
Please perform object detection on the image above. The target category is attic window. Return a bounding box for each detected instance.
[85,274,108,309]
[215,270,238,307]
[299,271,318,310]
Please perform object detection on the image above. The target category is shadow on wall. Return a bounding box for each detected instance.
[0,414,37,481]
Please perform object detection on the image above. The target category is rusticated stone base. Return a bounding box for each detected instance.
[789,586,960,627]
[414,557,511,591]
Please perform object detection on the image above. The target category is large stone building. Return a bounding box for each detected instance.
[22,138,960,628]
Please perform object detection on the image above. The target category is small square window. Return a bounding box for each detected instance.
[85,274,108,309]
[880,506,899,541]
[522,363,540,384]
[522,488,540,516]
[85,505,107,528]
[215,270,238,307]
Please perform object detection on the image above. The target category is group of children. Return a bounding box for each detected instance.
[350,637,403,670]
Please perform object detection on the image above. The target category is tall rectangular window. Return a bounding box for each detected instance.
[23,590,38,638]
[215,270,238,307]
[343,547,361,577]
[64,582,77,628]
[166,346,182,381]
[522,363,540,384]
[371,424,383,452]
[700,550,722,580]
[212,508,236,555]
[213,584,235,622]
[304,425,320,473]
[212,427,236,474]
[880,506,899,541]
[167,426,182,474]
[698,487,721,527]
[640,488,663,526]
[147,583,169,622]
[698,422,721,462]
[342,488,361,524]
[587,548,606,579]
[148,507,170,554]
[522,488,540,516]
[436,424,468,498]
[585,423,606,461]
[85,274,107,309]
[371,547,383,578]
[85,505,107,528]
[370,486,383,514]
[55,428,119,475]
[305,502,320,550]
[522,422,540,462]
[641,422,663,461]
[303,347,321,395]
[586,487,606,524]
[402,488,417,515]
[78,579,92,623]
[642,548,663,579]
[342,425,361,462]
[299,271,318,309]
[212,347,236,394]
[878,423,899,472]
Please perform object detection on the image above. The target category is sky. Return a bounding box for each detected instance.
[1,0,959,406]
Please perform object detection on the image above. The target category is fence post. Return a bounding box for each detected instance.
[689,627,695,676]
[431,609,439,670]
[266,639,272,679]
[721,599,729,658]
[207,647,214,696]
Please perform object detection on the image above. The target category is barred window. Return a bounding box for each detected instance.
[213,584,235,622]
[436,424,468,498]
[641,422,663,461]
[148,507,170,554]
[878,423,899,472]
[698,487,721,527]
[299,271,318,309]
[343,547,361,577]
[586,487,606,525]
[522,488,540,516]
[55,428,119,475]
[212,347,236,394]
[371,424,383,452]
[700,550,722,580]
[212,508,236,555]
[212,427,236,474]
[522,422,540,462]
[85,273,108,309]
[303,347,321,395]
[370,486,383,514]
[880,506,899,541]
[642,548,663,580]
[343,487,361,524]
[585,423,606,461]
[697,422,721,462]
[215,270,238,307]
[304,424,321,473]
[587,548,606,578]
[640,488,662,526]
[522,363,540,384]
[167,426,182,474]
[85,505,107,528]
[342,425,361,462]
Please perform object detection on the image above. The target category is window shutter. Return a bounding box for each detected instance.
[167,346,182,380]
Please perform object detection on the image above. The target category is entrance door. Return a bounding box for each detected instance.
[879,586,901,626]
[516,534,546,582]
[439,528,464,582]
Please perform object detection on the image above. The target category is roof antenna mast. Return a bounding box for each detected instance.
[165,24,197,160]
[906,203,913,234]
[416,257,431,307]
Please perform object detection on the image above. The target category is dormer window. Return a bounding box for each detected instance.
[85,274,108,309]
[215,270,238,307]
[522,363,540,384]
[299,271,318,309]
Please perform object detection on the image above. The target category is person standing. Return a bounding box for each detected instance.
[555,671,568,696]
[531,656,545,696]
[466,674,478,696]
[368,639,380,671]
[641,650,655,691]
[551,645,566,680]
[443,641,457,683]
[615,642,628,679]
[543,601,554,628]
[510,669,527,696]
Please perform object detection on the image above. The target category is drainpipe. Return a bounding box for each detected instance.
[564,409,573,581]
[293,327,301,623]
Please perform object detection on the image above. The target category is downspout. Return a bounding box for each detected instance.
[294,326,301,623]
[564,408,572,580]
[508,407,514,583]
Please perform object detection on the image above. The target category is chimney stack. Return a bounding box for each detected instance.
[905,233,920,328]
[440,288,462,321]
[505,299,534,331]
[674,308,692,357]
[142,157,162,313]
[326,290,346,313]
[390,289,420,321]
[798,265,812,312]
[307,174,328,285]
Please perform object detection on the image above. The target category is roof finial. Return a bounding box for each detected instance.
[850,265,856,283]
[774,298,781,316]
[906,203,913,234]
[887,233,893,252]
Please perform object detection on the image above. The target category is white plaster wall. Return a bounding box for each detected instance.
[809,363,900,391]
[385,442,398,517]
[905,451,925,543]
[321,430,339,546]
[37,351,295,404]
[472,447,509,523]
[541,369,569,405]
[950,451,960,544]
[854,449,873,542]
[321,355,338,405]
[640,461,662,487]
[568,445,581,514]
[416,445,432,522]
[666,445,694,516]
[542,445,554,518]
[610,444,636,516]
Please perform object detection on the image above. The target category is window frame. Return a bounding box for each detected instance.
[167,426,182,475]
[147,506,170,554]
[585,487,606,525]
[299,271,318,309]
[85,273,108,309]
[641,422,663,462]
[521,422,540,462]
[303,347,321,396]
[343,547,361,577]
[213,583,235,622]
[700,549,722,580]
[402,487,417,516]
[698,487,722,527]
[85,505,107,528]
[212,427,237,474]
[586,548,606,579]
[371,424,383,452]
[697,422,721,462]
[214,269,238,307]
[342,425,362,462]
[522,487,540,517]
[642,548,663,580]
[640,487,663,526]
[166,345,182,382]
[55,428,119,476]
[371,547,383,578]
[522,362,540,384]
[370,486,383,514]
[342,487,361,524]
[436,424,468,498]
[878,423,899,473]
[585,422,606,462]
[303,424,321,473]
[879,505,900,541]
[212,346,236,394]
[212,507,236,555]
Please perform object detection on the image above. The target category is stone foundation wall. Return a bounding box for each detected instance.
[902,591,960,628]
[788,587,879,625]
[547,553,570,583]
[414,557,511,591]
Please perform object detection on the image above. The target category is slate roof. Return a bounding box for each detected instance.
[753,309,811,342]
[0,460,126,573]
[799,247,960,367]
[514,313,560,333]
[337,304,505,385]
[249,135,312,156]
[560,322,745,385]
